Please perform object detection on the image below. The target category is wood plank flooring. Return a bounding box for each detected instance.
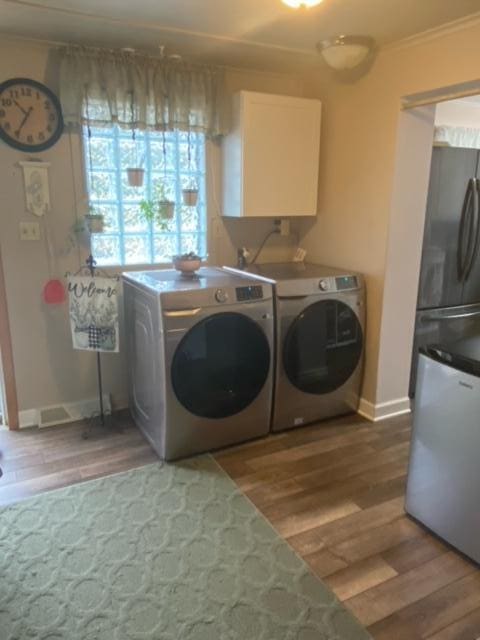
[214,413,480,640]
[0,411,479,639]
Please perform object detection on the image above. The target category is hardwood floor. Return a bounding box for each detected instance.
[0,411,479,638]
[0,411,157,505]
[215,413,480,640]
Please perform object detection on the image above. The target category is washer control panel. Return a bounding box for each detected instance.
[235,285,264,302]
[317,276,358,292]
[215,288,229,303]
[318,279,329,291]
[335,276,358,291]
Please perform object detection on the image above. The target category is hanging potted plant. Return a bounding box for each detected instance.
[126,166,145,187]
[84,206,105,234]
[182,131,199,206]
[156,180,175,220]
[126,128,145,186]
[182,183,199,207]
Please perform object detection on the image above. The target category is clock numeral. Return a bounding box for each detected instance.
[38,132,45,141]
[27,134,34,144]
[21,87,32,97]
[47,124,53,132]
[9,89,19,99]
[48,113,56,122]
[36,91,40,100]
[1,98,12,107]
[0,109,5,118]
[44,100,51,110]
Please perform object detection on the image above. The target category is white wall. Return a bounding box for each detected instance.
[0,38,305,418]
[435,97,480,128]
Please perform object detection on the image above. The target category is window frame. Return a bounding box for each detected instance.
[82,125,207,267]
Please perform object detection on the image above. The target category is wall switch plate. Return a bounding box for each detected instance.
[19,221,41,241]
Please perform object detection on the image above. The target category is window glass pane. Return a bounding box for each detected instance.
[179,204,200,232]
[154,235,178,262]
[150,141,175,172]
[89,172,116,200]
[83,126,206,266]
[124,235,151,265]
[120,175,146,201]
[94,204,120,232]
[180,233,202,256]
[91,235,121,265]
[123,204,149,233]
[88,138,115,169]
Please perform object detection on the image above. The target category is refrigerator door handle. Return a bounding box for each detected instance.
[463,177,480,281]
[421,309,480,322]
[457,178,474,282]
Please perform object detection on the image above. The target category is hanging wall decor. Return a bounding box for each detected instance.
[19,160,51,216]
[68,276,119,352]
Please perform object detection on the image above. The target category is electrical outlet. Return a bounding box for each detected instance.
[19,221,40,241]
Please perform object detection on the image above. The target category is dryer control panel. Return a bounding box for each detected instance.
[236,285,264,302]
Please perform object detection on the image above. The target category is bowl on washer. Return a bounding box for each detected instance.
[172,253,203,276]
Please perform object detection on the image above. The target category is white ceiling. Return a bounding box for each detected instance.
[1,0,480,70]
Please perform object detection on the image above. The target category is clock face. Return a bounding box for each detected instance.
[0,78,64,152]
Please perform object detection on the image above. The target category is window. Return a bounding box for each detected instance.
[83,126,207,266]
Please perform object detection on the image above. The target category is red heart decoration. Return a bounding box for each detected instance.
[43,279,66,304]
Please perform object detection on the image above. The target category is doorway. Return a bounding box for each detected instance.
[0,245,19,430]
[376,82,480,409]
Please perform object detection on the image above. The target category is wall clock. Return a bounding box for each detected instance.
[0,78,64,152]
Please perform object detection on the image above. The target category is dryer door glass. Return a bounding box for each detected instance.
[172,312,270,418]
[284,300,363,394]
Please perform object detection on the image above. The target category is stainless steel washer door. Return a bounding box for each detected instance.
[283,299,363,395]
[171,312,271,418]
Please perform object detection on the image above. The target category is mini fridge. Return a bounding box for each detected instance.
[406,337,480,563]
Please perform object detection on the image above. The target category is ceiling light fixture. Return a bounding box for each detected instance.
[282,0,323,8]
[317,35,375,70]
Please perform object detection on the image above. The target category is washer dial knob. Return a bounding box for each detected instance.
[215,288,228,303]
[318,279,329,291]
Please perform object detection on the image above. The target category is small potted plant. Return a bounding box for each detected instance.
[156,180,175,219]
[182,183,199,207]
[126,166,145,187]
[84,206,105,234]
[139,200,170,231]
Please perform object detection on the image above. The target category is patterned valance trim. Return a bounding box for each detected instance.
[59,45,229,138]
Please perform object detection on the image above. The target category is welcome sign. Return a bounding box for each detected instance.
[68,276,119,353]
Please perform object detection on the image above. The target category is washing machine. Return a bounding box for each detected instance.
[226,262,365,432]
[122,267,274,460]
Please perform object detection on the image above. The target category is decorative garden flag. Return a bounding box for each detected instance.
[68,277,119,352]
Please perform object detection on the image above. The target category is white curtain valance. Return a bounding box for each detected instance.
[434,125,480,150]
[59,46,229,137]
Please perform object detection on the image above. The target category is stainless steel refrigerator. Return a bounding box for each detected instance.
[406,339,480,564]
[410,146,480,395]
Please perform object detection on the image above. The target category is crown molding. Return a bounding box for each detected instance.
[383,11,480,53]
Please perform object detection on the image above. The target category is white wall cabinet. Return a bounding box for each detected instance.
[222,91,321,218]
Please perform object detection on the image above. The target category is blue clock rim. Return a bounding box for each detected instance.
[0,77,64,153]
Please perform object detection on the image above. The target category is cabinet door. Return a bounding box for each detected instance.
[242,93,321,217]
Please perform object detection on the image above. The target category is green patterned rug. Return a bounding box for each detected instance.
[0,457,371,639]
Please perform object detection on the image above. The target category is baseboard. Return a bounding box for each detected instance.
[358,396,411,422]
[19,394,112,429]
[19,409,37,429]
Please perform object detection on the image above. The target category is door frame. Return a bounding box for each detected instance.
[0,245,19,430]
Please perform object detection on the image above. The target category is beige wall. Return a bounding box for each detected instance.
[0,38,304,418]
[301,21,480,408]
